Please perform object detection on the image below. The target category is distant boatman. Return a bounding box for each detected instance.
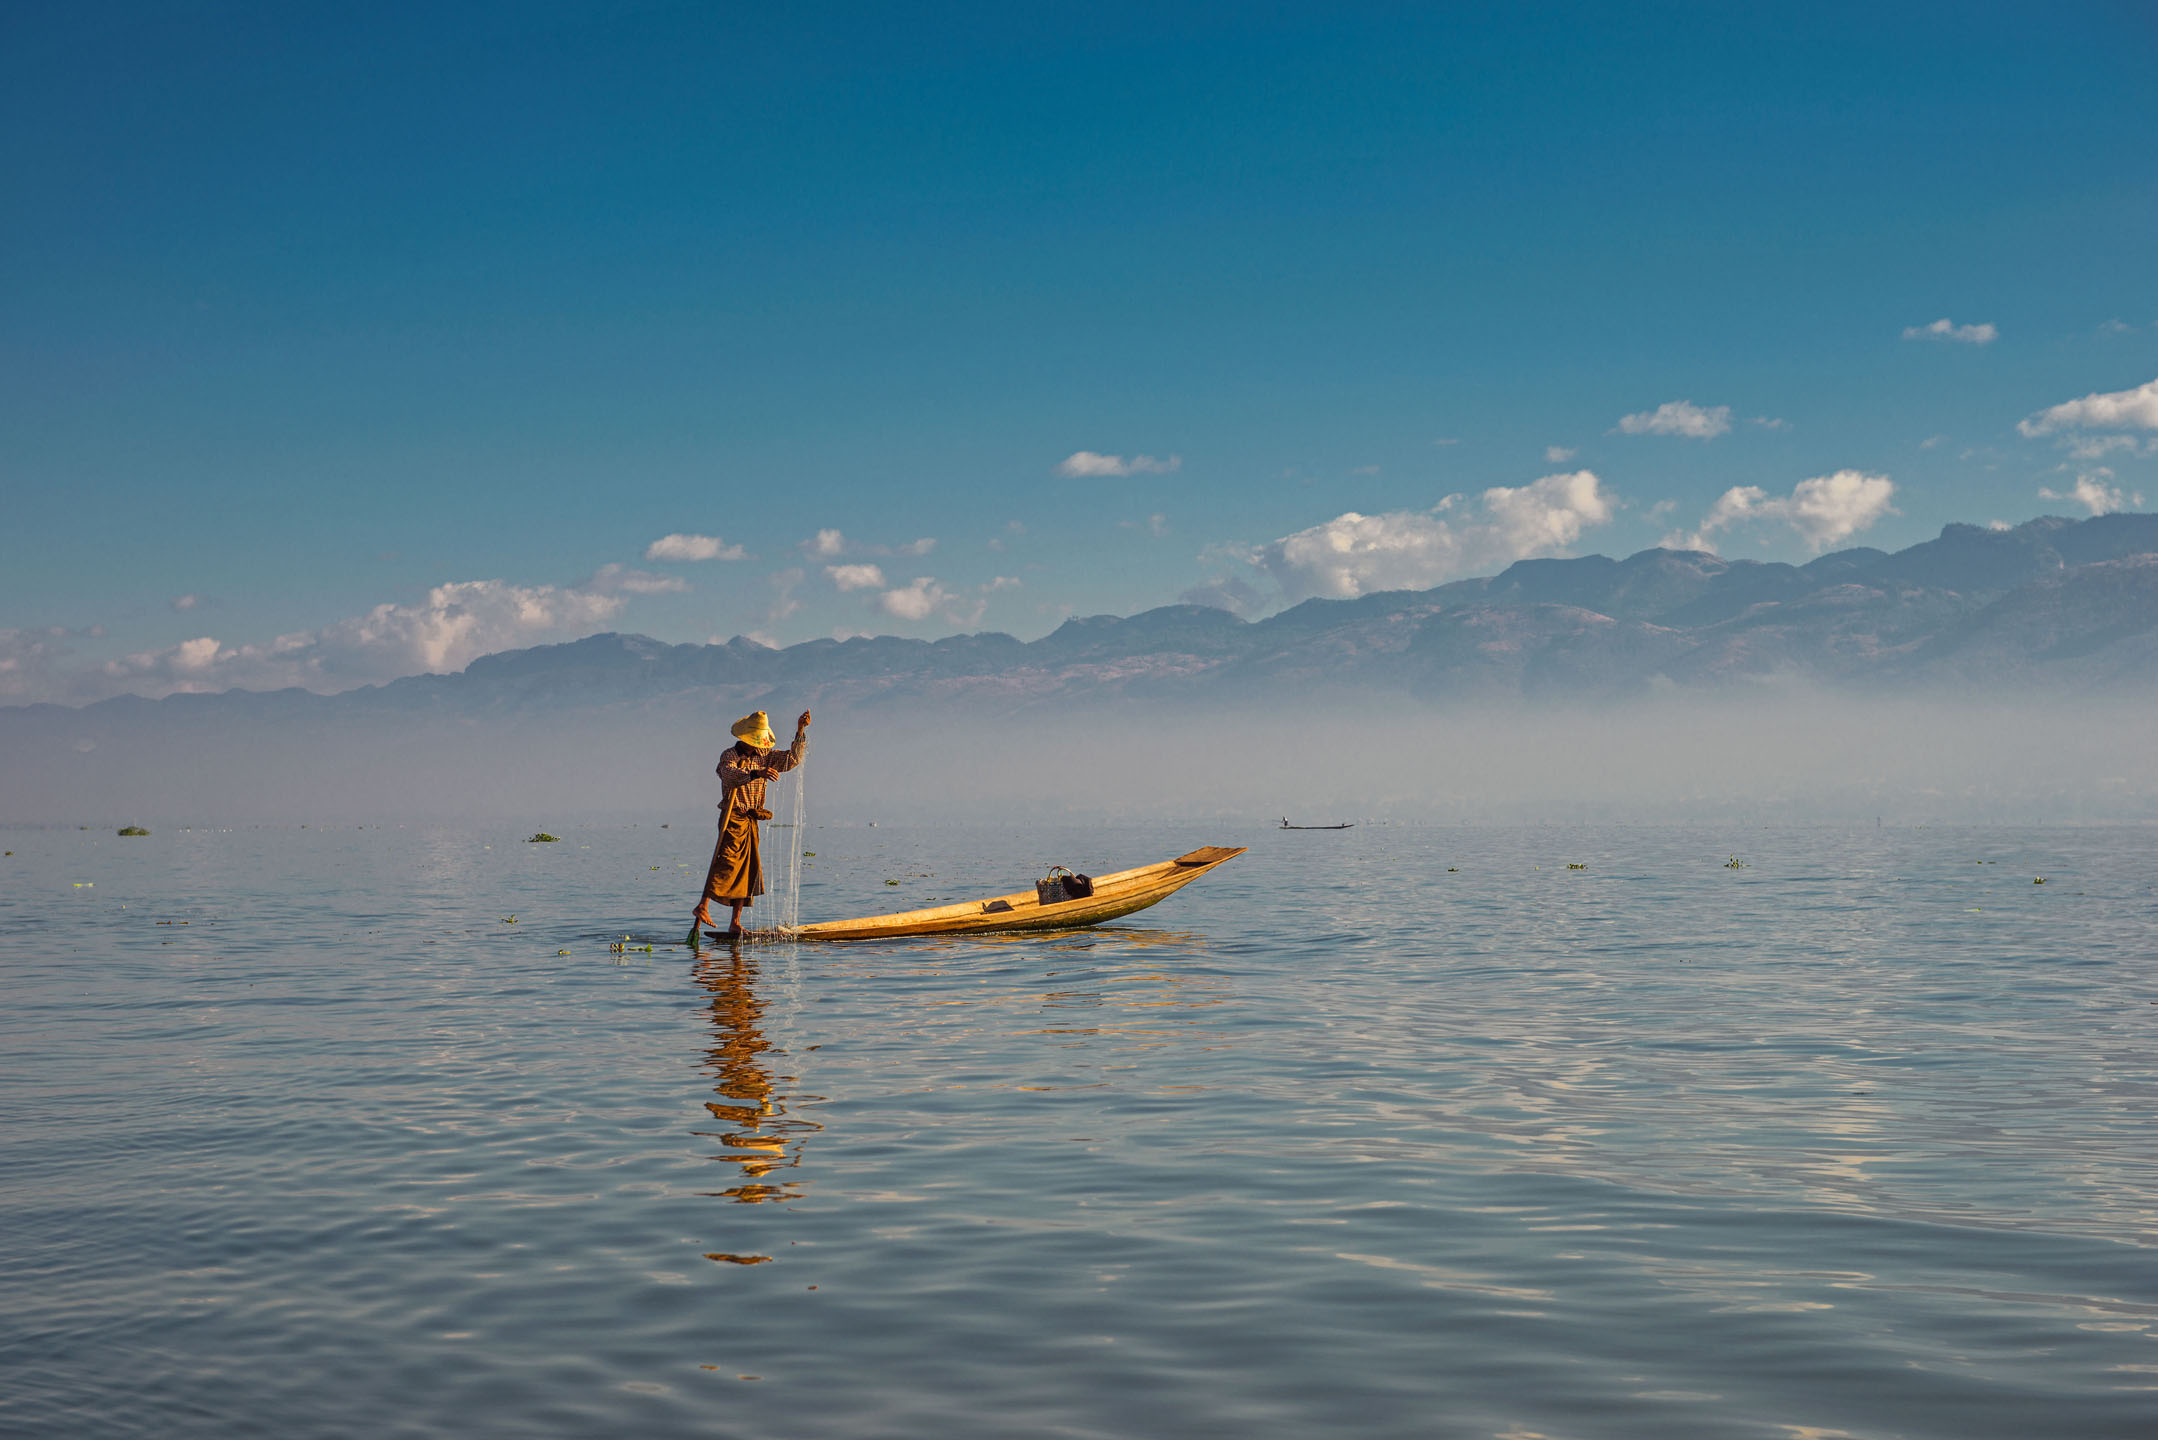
[689,708,811,943]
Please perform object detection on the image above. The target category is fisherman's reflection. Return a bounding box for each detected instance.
[692,947,818,1206]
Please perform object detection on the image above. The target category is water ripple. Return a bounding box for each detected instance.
[4,822,2157,1437]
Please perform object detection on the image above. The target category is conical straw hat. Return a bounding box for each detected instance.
[730,710,777,748]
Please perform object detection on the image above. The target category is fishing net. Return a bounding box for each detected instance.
[754,736,810,940]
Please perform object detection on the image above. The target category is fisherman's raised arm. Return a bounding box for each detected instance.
[765,711,811,774]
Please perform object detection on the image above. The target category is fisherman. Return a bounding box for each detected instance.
[689,708,811,943]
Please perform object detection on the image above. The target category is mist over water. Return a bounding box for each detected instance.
[8,691,2156,826]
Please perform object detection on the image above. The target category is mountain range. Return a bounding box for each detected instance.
[11,512,2155,821]
[11,514,2158,742]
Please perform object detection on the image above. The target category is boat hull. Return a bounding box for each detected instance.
[788,845,1245,941]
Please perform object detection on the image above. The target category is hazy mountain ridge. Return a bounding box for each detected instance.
[11,514,2158,822]
[9,515,2158,741]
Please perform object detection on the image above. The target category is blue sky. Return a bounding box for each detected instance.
[4,1,2156,701]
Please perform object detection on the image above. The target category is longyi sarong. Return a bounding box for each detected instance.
[701,805,765,905]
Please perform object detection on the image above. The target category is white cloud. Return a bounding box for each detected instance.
[1253,470,1616,603]
[1668,470,1897,553]
[72,576,630,702]
[587,563,688,595]
[170,594,200,612]
[1057,451,1182,477]
[1483,470,1615,553]
[805,529,935,558]
[1257,514,1460,602]
[171,636,222,671]
[1749,416,1790,430]
[2019,376,2158,436]
[868,574,1011,627]
[1780,474,1897,547]
[2039,473,2144,516]
[0,627,104,699]
[763,568,805,626]
[643,532,744,563]
[1902,318,1998,345]
[1919,434,1947,450]
[276,578,626,675]
[5,559,723,703]
[1667,490,1763,552]
[1544,445,1576,463]
[0,631,60,700]
[1616,400,1731,439]
[825,563,886,592]
[1179,574,1268,617]
[879,577,952,621]
[2064,434,2153,460]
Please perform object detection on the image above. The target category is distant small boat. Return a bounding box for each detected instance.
[1279,818,1355,830]
[788,846,1246,941]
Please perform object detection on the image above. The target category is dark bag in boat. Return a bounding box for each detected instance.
[1036,866,1095,904]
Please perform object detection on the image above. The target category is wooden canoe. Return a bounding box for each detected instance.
[787,845,1246,942]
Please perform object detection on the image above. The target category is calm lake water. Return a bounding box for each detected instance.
[4,820,2157,1438]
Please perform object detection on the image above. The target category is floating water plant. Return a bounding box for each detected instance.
[1724,856,1748,869]
[1567,863,1587,870]
[1446,866,1459,872]
[528,832,560,843]
[501,914,517,924]
[2033,877,2048,884]
[117,826,149,836]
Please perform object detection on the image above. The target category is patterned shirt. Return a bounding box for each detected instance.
[717,735,807,813]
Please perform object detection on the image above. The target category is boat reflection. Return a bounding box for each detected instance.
[691,947,819,1206]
